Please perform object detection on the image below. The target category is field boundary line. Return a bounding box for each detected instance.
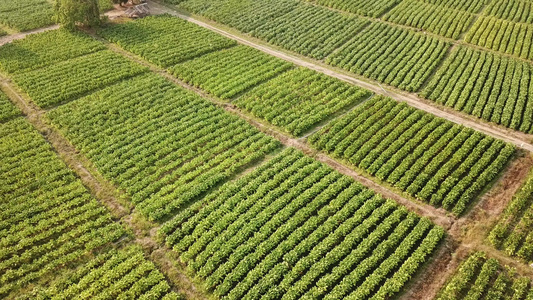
[0,25,59,46]
[0,77,210,300]
[148,0,533,152]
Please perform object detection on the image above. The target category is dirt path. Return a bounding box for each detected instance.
[147,0,533,153]
[0,77,209,300]
[0,25,59,46]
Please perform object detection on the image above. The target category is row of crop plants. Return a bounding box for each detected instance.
[382,0,476,39]
[99,15,371,135]
[422,46,533,134]
[312,0,401,17]
[0,24,451,300]
[0,91,21,122]
[437,252,533,299]
[3,13,528,300]
[174,0,451,92]
[326,22,449,92]
[0,0,113,33]
[0,0,54,32]
[0,94,181,299]
[19,246,182,300]
[47,73,280,221]
[159,148,445,300]
[170,0,533,136]
[488,167,533,261]
[0,29,147,108]
[484,0,533,24]
[465,16,533,61]
[0,116,125,297]
[99,15,515,217]
[309,96,515,215]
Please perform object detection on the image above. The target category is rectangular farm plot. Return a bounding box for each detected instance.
[382,0,475,39]
[437,252,533,300]
[0,0,54,32]
[422,47,533,133]
[170,45,293,100]
[0,29,106,73]
[46,74,280,221]
[178,0,299,33]
[465,16,533,61]
[489,169,533,260]
[160,148,444,300]
[249,3,370,60]
[484,0,533,24]
[99,15,237,67]
[0,91,21,123]
[0,118,126,298]
[418,0,489,13]
[235,67,371,136]
[327,22,450,92]
[24,246,182,299]
[11,50,148,108]
[313,0,402,17]
[308,96,515,215]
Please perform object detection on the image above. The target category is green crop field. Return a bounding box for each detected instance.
[437,252,533,300]
[3,1,533,299]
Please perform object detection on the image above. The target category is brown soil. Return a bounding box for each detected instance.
[399,238,464,300]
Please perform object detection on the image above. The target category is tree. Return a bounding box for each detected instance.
[53,0,101,30]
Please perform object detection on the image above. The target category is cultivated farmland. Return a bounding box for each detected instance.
[465,16,533,60]
[422,47,533,133]
[0,0,54,32]
[309,96,514,215]
[160,148,444,300]
[3,0,533,299]
[489,168,533,260]
[437,252,533,299]
[0,117,126,298]
[235,67,371,136]
[20,246,182,300]
[382,0,475,39]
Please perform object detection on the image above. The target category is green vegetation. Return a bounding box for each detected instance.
[437,252,532,299]
[99,15,237,67]
[178,0,298,33]
[235,67,371,136]
[170,46,293,100]
[0,91,21,123]
[160,148,444,300]
[22,246,183,300]
[47,73,280,221]
[249,3,369,59]
[312,0,402,17]
[419,0,488,13]
[53,0,101,30]
[309,96,515,215]
[383,0,475,39]
[11,50,148,108]
[0,117,126,298]
[0,29,105,73]
[422,47,533,133]
[0,0,54,32]
[489,168,533,260]
[327,22,449,92]
[484,0,533,24]
[465,16,533,60]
